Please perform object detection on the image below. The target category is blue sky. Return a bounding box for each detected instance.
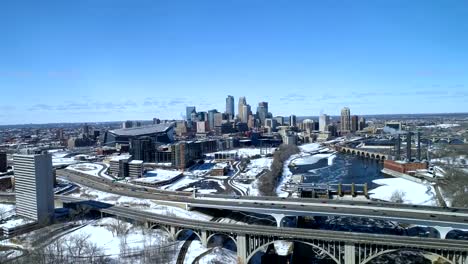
[1,0,467,124]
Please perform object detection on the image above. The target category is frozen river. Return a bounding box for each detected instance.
[291,153,384,189]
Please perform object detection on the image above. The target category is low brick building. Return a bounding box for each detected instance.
[384,160,427,174]
[210,163,229,176]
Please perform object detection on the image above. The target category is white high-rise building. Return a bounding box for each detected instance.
[319,114,330,132]
[13,153,54,224]
[238,96,247,122]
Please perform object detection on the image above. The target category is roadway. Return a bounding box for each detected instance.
[56,168,468,229]
[57,195,468,252]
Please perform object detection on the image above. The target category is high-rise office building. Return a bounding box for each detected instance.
[351,115,359,132]
[225,95,235,119]
[302,119,315,132]
[56,129,65,140]
[214,113,224,130]
[265,118,277,131]
[13,153,54,224]
[358,117,366,131]
[275,116,284,126]
[83,123,90,137]
[0,152,7,172]
[319,114,330,132]
[196,111,205,122]
[242,104,251,124]
[207,109,219,131]
[130,137,155,162]
[186,106,196,121]
[122,120,133,129]
[289,115,297,127]
[341,107,351,132]
[196,121,209,134]
[238,97,247,121]
[256,102,269,126]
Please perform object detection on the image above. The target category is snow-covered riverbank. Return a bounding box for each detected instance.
[369,178,437,206]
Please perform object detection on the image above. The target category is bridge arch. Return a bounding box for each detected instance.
[246,240,340,264]
[206,233,237,251]
[175,229,202,242]
[346,149,351,154]
[376,155,380,160]
[357,151,361,156]
[370,154,375,159]
[365,153,370,158]
[352,150,356,155]
[381,156,386,161]
[360,249,454,264]
[149,224,172,238]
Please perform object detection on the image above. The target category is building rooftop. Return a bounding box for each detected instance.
[110,123,173,137]
[110,154,132,162]
[129,160,144,165]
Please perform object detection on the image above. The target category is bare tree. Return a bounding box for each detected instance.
[258,144,300,196]
[439,167,468,208]
[389,190,406,203]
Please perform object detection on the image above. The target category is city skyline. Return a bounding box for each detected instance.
[1,1,468,124]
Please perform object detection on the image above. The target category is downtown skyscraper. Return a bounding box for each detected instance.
[238,96,248,122]
[341,107,351,132]
[225,95,235,119]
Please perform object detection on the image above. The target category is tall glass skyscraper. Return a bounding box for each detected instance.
[225,95,235,119]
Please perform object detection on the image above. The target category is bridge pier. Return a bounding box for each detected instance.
[237,234,247,264]
[170,226,176,240]
[271,213,286,228]
[344,243,356,264]
[201,230,208,247]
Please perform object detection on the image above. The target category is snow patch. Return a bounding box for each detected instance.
[369,178,436,205]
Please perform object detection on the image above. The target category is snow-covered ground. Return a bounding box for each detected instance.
[197,247,237,264]
[207,147,275,158]
[274,241,293,256]
[132,169,182,184]
[369,178,437,205]
[161,176,200,191]
[299,143,322,153]
[239,157,273,179]
[182,240,236,264]
[197,189,218,194]
[183,240,208,264]
[0,203,14,213]
[52,157,79,167]
[67,163,106,177]
[62,217,171,257]
[0,217,34,229]
[431,155,467,166]
[69,186,212,221]
[291,153,335,166]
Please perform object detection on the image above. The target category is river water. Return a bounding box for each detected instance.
[290,152,384,189]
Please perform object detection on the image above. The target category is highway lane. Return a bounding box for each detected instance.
[58,168,464,212]
[57,196,468,251]
[57,169,468,229]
